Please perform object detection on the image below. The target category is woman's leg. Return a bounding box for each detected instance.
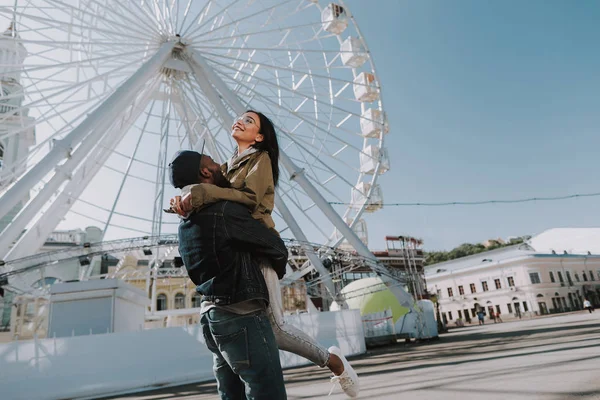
[261,266,360,397]
[262,266,330,367]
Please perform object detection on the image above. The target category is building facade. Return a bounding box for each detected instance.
[0,23,36,234]
[425,228,600,326]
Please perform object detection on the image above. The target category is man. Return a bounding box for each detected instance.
[583,298,594,313]
[168,150,288,400]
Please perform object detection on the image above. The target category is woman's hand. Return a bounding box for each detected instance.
[169,193,193,216]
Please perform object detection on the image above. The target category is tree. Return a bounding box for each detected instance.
[424,236,527,266]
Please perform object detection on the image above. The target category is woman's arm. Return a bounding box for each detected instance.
[182,152,273,213]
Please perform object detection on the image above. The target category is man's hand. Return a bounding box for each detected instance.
[169,193,193,216]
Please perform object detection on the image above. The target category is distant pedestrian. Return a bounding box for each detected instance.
[477,310,485,325]
[495,310,503,323]
[490,311,497,323]
[583,299,594,313]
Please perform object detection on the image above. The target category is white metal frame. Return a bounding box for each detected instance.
[0,2,400,306]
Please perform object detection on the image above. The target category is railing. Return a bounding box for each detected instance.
[362,309,395,339]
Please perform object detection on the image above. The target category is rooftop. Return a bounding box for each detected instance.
[425,227,600,277]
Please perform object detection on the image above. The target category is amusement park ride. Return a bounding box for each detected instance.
[0,1,429,340]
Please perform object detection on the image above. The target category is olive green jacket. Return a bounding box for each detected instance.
[187,150,276,229]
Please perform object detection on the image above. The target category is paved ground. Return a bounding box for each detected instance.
[102,312,600,400]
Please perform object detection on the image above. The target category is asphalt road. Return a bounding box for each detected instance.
[100,312,600,400]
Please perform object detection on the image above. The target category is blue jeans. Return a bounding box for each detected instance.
[201,308,287,400]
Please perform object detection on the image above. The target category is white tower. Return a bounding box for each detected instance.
[0,22,36,233]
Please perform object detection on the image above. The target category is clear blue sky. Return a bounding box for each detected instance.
[346,0,600,251]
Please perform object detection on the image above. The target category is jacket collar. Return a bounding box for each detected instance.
[227,147,258,173]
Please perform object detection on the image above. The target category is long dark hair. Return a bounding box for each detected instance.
[247,109,280,187]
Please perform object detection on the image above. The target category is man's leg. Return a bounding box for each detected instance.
[206,308,287,400]
[201,314,245,400]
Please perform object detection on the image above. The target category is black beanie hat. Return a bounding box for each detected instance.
[168,150,202,189]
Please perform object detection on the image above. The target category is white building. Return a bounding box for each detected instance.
[425,228,600,325]
[1,227,105,340]
[0,22,36,234]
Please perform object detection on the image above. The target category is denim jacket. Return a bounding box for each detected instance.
[178,200,288,306]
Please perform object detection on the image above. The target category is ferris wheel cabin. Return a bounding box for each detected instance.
[361,108,389,138]
[321,3,349,35]
[340,36,367,68]
[353,72,379,103]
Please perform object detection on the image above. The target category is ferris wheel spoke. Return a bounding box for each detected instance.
[0,53,154,142]
[0,80,119,144]
[175,0,196,36]
[191,19,323,46]
[277,189,330,241]
[45,0,159,41]
[197,47,361,86]
[191,0,309,43]
[19,46,154,79]
[178,77,233,150]
[178,0,216,37]
[70,208,152,235]
[102,99,162,236]
[117,0,168,35]
[178,82,233,161]
[10,8,153,44]
[164,0,179,35]
[182,0,253,40]
[202,56,368,135]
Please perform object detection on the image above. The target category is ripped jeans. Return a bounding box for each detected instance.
[262,266,330,368]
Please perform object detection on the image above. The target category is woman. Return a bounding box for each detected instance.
[171,111,359,398]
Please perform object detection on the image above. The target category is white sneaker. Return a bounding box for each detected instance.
[327,346,359,398]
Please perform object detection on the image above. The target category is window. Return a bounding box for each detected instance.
[494,279,501,289]
[458,310,462,319]
[458,285,465,295]
[522,302,529,312]
[192,293,202,308]
[549,271,555,283]
[582,271,588,281]
[495,305,501,314]
[558,271,564,283]
[507,276,515,287]
[32,277,61,289]
[174,293,186,309]
[482,281,489,292]
[471,308,477,317]
[507,303,513,313]
[447,288,454,297]
[566,271,573,285]
[157,294,167,311]
[590,271,595,281]
[470,283,476,293]
[448,311,453,320]
[574,273,580,282]
[529,272,541,284]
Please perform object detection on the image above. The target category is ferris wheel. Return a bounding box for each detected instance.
[0,0,390,287]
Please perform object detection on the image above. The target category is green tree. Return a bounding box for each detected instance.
[424,236,527,266]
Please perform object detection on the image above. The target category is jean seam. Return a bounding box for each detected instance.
[269,308,329,367]
[254,314,280,387]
